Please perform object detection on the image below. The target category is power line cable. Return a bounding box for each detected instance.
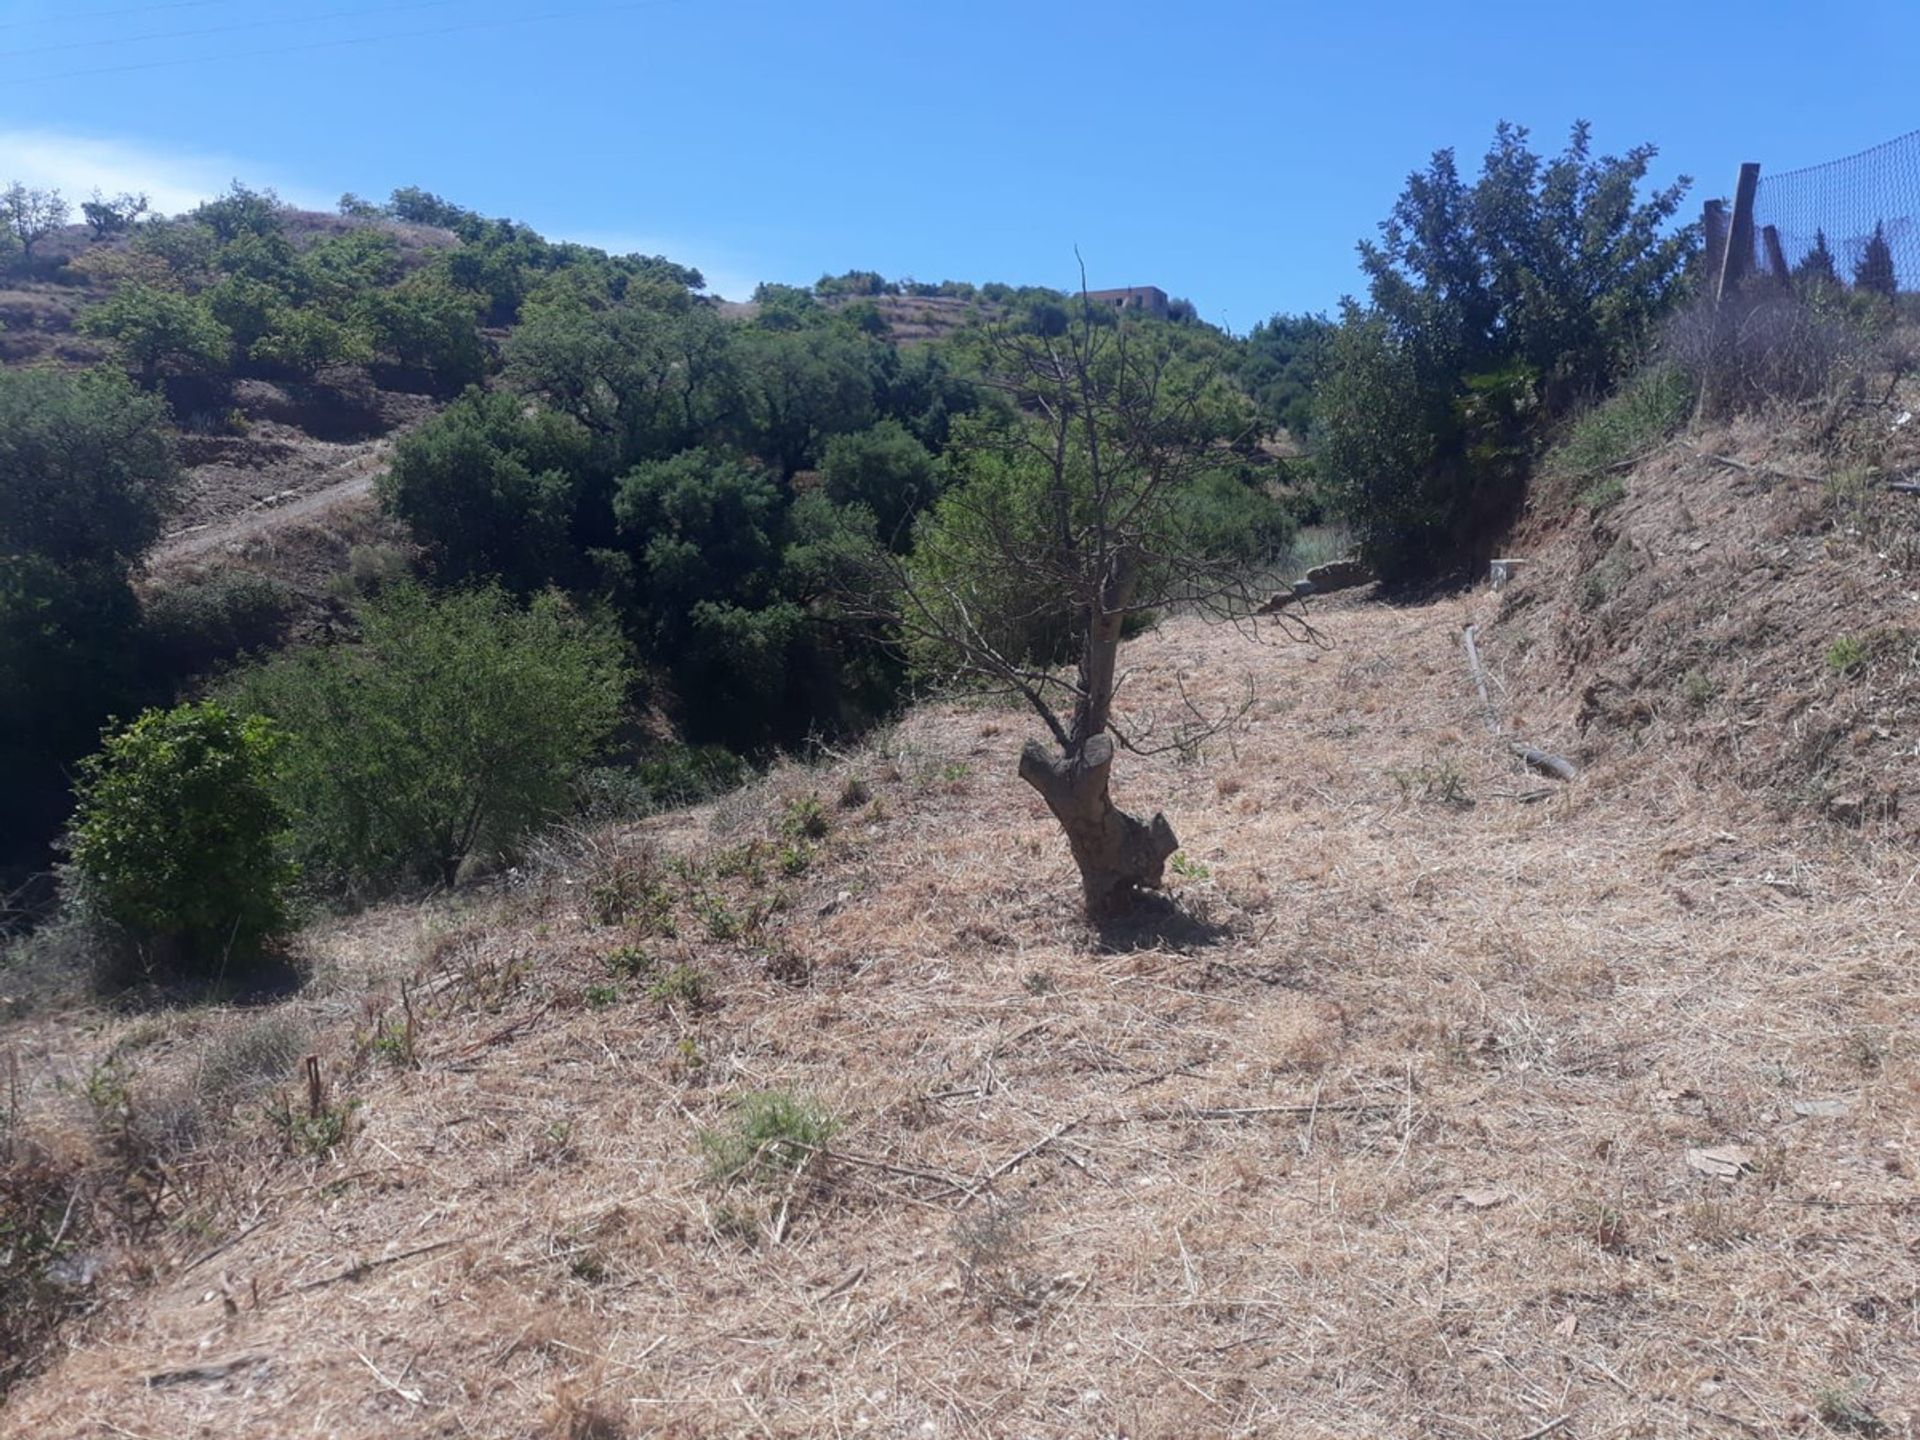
[0,0,240,33]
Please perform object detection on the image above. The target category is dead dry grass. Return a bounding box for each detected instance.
[3,586,1917,1439]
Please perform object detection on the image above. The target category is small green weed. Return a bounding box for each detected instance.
[1681,669,1716,710]
[777,843,811,877]
[1816,1379,1887,1436]
[649,963,708,1010]
[837,774,871,809]
[699,1090,839,1187]
[698,894,742,941]
[267,1095,355,1157]
[1579,545,1634,611]
[1391,759,1473,809]
[364,1013,415,1069]
[711,841,765,882]
[1169,851,1210,882]
[1826,633,1870,676]
[1578,473,1626,512]
[584,982,620,1010]
[781,795,830,842]
[604,944,654,980]
[710,1200,760,1245]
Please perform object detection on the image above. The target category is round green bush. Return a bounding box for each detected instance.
[68,700,294,970]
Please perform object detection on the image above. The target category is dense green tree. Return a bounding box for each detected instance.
[378,389,598,590]
[192,181,284,243]
[869,342,977,450]
[1239,312,1334,437]
[611,447,785,638]
[82,284,232,388]
[737,328,877,476]
[204,274,285,354]
[130,217,219,281]
[300,227,402,306]
[505,286,738,459]
[0,368,179,567]
[815,269,891,298]
[819,420,941,551]
[0,369,179,858]
[361,274,486,385]
[1173,466,1299,564]
[68,701,294,970]
[387,185,474,229]
[234,585,627,889]
[249,305,373,377]
[1794,229,1839,290]
[216,228,300,291]
[1320,120,1695,578]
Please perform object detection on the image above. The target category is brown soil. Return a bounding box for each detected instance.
[4,563,1914,1436]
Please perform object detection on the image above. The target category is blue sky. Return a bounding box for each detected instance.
[5,0,1920,327]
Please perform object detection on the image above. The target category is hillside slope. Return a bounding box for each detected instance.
[1491,409,1920,838]
[4,572,1915,1436]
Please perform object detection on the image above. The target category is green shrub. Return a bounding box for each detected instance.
[233,584,627,891]
[142,571,292,677]
[1553,364,1692,481]
[67,701,294,970]
[604,944,654,980]
[699,1090,838,1186]
[1174,466,1299,564]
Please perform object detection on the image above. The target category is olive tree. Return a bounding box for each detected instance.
[877,301,1307,918]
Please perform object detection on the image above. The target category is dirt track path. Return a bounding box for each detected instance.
[152,439,391,565]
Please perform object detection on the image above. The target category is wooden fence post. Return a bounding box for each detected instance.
[1762,225,1790,284]
[1714,163,1761,305]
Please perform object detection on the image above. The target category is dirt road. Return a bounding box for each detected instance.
[152,439,391,565]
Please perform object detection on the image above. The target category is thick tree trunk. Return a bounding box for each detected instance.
[1018,733,1177,919]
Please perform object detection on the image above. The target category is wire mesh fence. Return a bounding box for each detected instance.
[1711,128,1920,296]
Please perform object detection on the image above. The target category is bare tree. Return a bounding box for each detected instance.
[2,182,70,262]
[870,296,1311,918]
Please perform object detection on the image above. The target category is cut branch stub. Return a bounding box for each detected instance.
[1018,734,1177,918]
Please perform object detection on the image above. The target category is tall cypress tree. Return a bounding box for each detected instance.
[1793,228,1839,290]
[1854,221,1898,299]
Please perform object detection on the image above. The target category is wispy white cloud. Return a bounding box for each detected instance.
[563,229,765,303]
[0,129,329,217]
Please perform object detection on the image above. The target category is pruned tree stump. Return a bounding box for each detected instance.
[1018,734,1178,919]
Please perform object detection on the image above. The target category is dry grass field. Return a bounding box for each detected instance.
[5,487,1916,1438]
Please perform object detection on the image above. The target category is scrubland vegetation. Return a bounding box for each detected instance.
[4,118,1919,1435]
